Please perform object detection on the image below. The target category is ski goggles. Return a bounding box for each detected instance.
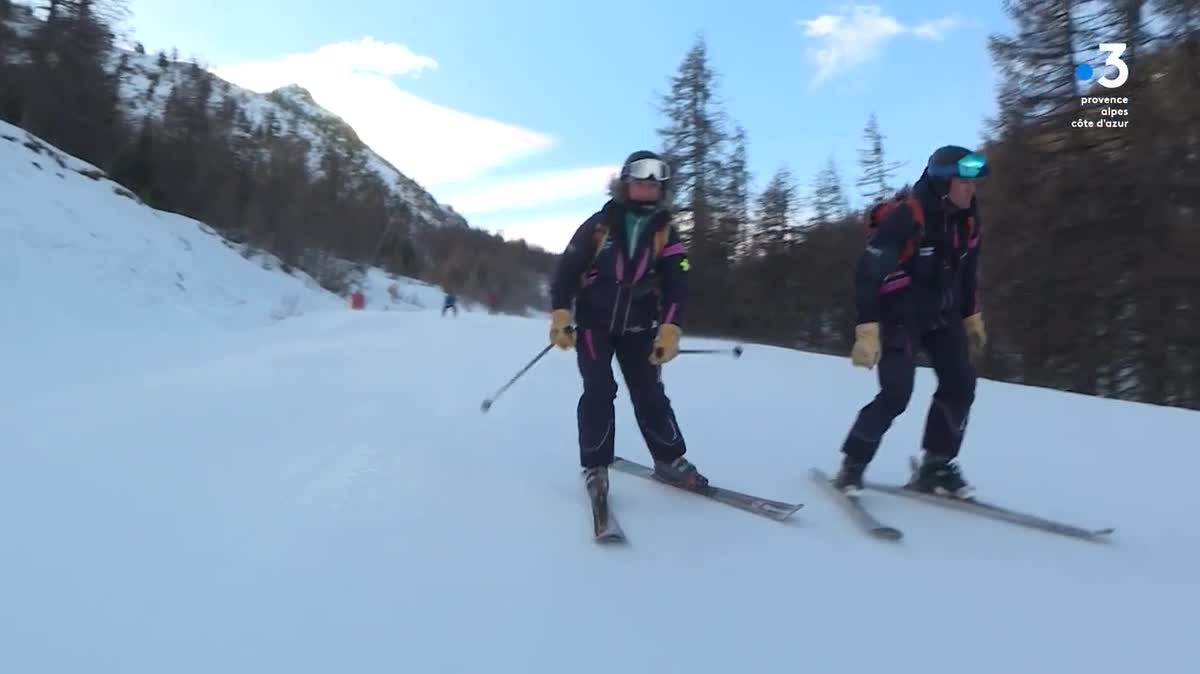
[624,158,671,181]
[928,152,989,179]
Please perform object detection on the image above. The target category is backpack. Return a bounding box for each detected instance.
[864,189,925,264]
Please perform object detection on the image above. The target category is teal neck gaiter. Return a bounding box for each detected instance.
[624,210,652,253]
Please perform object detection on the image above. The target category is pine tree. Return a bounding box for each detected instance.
[717,124,751,261]
[985,0,1126,397]
[855,112,904,204]
[809,156,850,226]
[656,34,728,235]
[19,0,127,166]
[752,165,797,251]
[655,33,734,331]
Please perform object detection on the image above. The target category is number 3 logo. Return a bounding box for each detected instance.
[1097,43,1129,89]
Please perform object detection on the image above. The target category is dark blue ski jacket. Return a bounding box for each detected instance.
[550,197,689,336]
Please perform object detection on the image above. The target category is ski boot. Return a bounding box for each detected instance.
[653,456,709,490]
[584,465,609,500]
[832,458,867,496]
[907,453,975,500]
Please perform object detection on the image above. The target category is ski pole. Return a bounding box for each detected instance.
[480,327,572,413]
[678,345,744,358]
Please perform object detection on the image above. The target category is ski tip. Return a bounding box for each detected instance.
[764,504,805,521]
[871,526,904,541]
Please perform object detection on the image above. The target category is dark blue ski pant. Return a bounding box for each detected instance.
[574,326,687,469]
[841,318,976,464]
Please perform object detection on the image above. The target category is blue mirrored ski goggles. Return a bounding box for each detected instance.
[928,152,989,179]
[624,158,671,181]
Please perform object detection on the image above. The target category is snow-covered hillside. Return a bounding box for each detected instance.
[0,120,457,349]
[3,126,1199,674]
[0,119,341,333]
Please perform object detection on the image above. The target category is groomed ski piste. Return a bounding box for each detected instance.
[3,121,1197,674]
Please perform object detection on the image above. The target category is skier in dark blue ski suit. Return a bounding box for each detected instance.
[548,150,707,498]
[833,145,990,500]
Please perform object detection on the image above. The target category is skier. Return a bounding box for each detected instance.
[442,291,457,317]
[833,145,989,499]
[548,150,707,500]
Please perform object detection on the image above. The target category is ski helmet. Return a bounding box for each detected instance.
[925,145,988,195]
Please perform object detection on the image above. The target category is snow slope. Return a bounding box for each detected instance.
[3,129,1198,674]
[4,301,1197,674]
[0,119,341,336]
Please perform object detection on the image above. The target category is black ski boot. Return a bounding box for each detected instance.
[832,458,866,496]
[584,465,609,500]
[908,453,975,499]
[653,456,709,490]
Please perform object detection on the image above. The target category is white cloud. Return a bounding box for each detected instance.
[912,17,961,39]
[211,38,555,186]
[470,210,595,253]
[217,37,439,83]
[797,5,962,85]
[440,165,619,215]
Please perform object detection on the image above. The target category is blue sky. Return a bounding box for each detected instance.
[122,0,1012,252]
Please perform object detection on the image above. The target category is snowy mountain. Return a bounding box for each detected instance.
[3,4,465,234]
[3,117,1199,674]
[120,52,467,232]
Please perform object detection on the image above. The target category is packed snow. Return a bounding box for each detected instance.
[2,125,1198,674]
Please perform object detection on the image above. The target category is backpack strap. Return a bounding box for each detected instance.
[588,213,673,265]
[907,195,925,228]
[590,220,609,266]
[898,195,924,263]
[867,191,924,264]
[652,223,670,258]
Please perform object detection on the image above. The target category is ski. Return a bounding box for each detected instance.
[611,456,803,522]
[586,478,626,543]
[809,468,903,541]
[859,457,1114,542]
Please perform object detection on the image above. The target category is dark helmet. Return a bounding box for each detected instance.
[924,145,988,195]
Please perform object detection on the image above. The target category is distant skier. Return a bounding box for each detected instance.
[442,292,457,317]
[548,150,707,499]
[833,145,989,499]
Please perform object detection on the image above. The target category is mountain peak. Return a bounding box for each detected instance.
[271,83,316,103]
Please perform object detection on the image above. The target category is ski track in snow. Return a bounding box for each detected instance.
[2,120,1199,674]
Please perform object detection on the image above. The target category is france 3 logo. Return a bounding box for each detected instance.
[1075,43,1129,89]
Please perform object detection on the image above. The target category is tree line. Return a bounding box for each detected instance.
[2,0,1195,409]
[0,0,556,312]
[652,1,1198,411]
